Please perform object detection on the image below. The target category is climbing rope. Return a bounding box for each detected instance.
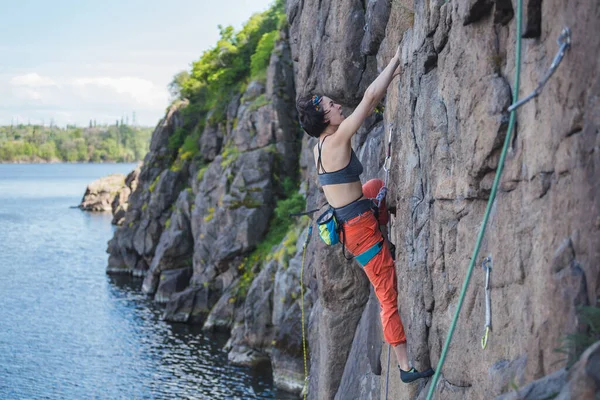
[426,1,571,397]
[300,224,312,400]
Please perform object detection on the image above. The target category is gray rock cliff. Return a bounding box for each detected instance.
[289,0,599,399]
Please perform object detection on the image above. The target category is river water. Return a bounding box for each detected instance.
[0,164,293,400]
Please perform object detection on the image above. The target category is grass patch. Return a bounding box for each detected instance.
[220,144,240,168]
[248,94,271,113]
[203,207,216,222]
[228,196,263,210]
[149,176,160,193]
[235,191,305,298]
[196,165,209,182]
[272,218,309,268]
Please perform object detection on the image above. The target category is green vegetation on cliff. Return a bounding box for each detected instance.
[0,124,153,162]
[167,0,285,157]
[236,178,306,298]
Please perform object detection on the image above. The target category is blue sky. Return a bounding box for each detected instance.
[0,0,275,127]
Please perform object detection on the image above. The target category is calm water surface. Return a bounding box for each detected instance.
[0,164,293,400]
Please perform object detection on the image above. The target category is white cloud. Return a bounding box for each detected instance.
[1,72,170,126]
[14,88,43,101]
[72,76,167,108]
[10,73,58,87]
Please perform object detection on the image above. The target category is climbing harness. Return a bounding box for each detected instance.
[426,0,571,395]
[300,224,312,400]
[481,256,492,350]
[289,207,321,218]
[507,28,572,112]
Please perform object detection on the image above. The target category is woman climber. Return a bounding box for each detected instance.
[297,44,434,383]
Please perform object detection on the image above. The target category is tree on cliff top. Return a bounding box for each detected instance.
[166,0,284,153]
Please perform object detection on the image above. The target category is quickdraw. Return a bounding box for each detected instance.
[481,256,492,349]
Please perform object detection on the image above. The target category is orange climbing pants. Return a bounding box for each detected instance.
[341,179,407,346]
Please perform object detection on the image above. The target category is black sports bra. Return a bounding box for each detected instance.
[317,136,363,186]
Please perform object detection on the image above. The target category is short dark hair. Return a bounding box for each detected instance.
[297,94,328,138]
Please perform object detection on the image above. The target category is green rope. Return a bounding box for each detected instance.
[425,0,523,397]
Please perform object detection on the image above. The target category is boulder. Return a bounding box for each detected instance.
[202,277,240,332]
[154,267,193,304]
[79,174,126,212]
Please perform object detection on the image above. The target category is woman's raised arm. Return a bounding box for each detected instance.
[336,45,402,143]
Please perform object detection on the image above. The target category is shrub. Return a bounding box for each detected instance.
[220,144,240,168]
[149,176,160,193]
[180,129,200,155]
[168,127,187,150]
[250,31,278,81]
[248,94,272,113]
[204,207,216,222]
[197,166,209,182]
[174,0,284,127]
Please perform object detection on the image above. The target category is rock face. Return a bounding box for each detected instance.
[106,101,188,276]
[288,0,600,399]
[106,31,309,393]
[111,166,141,225]
[79,174,126,212]
[104,1,599,399]
[496,340,600,400]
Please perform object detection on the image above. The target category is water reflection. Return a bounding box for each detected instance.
[107,275,294,399]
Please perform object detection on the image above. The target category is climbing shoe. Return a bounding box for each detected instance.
[399,366,435,383]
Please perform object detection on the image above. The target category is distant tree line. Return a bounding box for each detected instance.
[0,123,153,163]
